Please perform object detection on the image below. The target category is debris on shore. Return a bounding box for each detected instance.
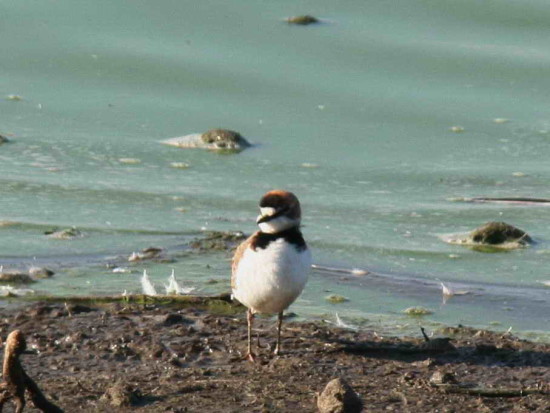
[0,302,547,412]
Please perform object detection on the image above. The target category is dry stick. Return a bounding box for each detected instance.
[436,384,549,398]
[420,327,430,342]
[0,330,64,412]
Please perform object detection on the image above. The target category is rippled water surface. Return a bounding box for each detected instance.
[1,0,549,340]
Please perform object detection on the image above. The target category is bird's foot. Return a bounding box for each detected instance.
[244,352,257,363]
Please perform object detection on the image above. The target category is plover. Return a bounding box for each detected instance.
[231,190,311,361]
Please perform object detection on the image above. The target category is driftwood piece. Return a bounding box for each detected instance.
[433,383,549,398]
[0,330,63,412]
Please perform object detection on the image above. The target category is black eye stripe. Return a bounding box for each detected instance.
[257,206,289,224]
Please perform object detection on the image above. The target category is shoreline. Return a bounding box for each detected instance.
[1,230,549,343]
[2,291,549,345]
[0,301,548,412]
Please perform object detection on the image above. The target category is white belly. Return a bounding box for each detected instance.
[232,239,311,314]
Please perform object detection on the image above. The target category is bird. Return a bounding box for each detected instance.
[231,190,311,361]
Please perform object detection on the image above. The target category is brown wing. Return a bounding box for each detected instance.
[231,232,258,290]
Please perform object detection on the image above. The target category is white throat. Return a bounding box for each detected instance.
[257,215,299,234]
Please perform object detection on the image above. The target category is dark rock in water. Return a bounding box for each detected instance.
[190,231,246,252]
[0,270,35,284]
[28,266,55,279]
[200,129,250,151]
[128,247,163,262]
[101,381,141,407]
[317,377,363,413]
[287,15,319,25]
[0,134,9,144]
[470,222,532,245]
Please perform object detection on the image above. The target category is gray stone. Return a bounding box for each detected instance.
[28,266,55,279]
[45,227,83,240]
[317,378,363,413]
[161,128,251,152]
[101,381,140,407]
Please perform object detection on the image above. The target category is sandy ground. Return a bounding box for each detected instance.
[0,301,548,412]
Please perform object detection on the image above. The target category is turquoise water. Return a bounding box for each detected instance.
[1,0,549,340]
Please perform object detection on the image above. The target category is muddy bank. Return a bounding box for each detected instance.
[0,302,548,412]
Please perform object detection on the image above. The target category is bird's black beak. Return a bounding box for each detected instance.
[256,206,289,224]
[256,214,272,224]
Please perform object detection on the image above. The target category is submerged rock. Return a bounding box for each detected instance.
[45,227,83,240]
[403,307,433,316]
[325,294,349,304]
[470,222,532,245]
[161,128,251,152]
[28,266,55,279]
[0,270,35,284]
[317,377,363,413]
[286,15,319,25]
[190,231,246,252]
[443,221,532,250]
[128,247,163,262]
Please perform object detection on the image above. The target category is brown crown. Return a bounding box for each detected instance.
[259,190,301,220]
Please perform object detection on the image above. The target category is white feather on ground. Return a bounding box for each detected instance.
[334,313,359,331]
[141,270,157,296]
[164,269,195,295]
[0,285,35,297]
[441,282,470,297]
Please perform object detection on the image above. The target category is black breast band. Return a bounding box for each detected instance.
[251,228,307,251]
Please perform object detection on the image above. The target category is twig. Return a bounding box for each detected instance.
[436,384,549,398]
[420,327,430,342]
[63,303,72,317]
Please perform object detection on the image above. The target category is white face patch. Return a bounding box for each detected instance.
[258,215,298,234]
[260,207,276,217]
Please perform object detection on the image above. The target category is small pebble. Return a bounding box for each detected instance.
[403,307,433,316]
[325,294,349,304]
[112,267,132,274]
[493,118,509,124]
[170,162,190,169]
[118,158,141,164]
[287,15,319,25]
